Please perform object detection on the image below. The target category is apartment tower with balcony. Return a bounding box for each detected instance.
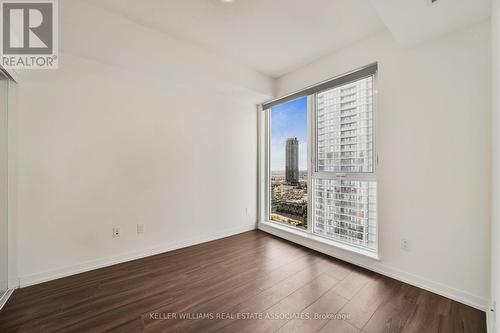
[314,78,377,250]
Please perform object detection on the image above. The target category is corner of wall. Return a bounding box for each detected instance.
[492,0,499,331]
[7,79,19,291]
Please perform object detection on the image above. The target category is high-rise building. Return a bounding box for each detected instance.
[316,78,373,173]
[313,77,377,249]
[285,137,299,185]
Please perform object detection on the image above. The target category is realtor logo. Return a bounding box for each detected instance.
[0,0,58,69]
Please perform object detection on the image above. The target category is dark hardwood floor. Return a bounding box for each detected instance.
[0,230,486,332]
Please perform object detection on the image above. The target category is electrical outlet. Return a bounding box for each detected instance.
[112,227,120,238]
[137,224,144,234]
[401,238,410,251]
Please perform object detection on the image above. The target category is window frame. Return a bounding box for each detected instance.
[259,65,379,256]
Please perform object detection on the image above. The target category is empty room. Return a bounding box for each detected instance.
[0,0,499,332]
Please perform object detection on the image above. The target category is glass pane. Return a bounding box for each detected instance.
[313,179,377,250]
[269,97,308,230]
[316,77,374,173]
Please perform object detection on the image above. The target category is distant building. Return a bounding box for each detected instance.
[277,200,307,218]
[285,137,299,185]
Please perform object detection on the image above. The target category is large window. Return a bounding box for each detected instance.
[263,64,377,253]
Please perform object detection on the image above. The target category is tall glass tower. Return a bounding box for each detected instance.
[285,137,299,185]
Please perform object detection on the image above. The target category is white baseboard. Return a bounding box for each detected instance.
[258,222,488,312]
[0,289,14,310]
[18,223,257,288]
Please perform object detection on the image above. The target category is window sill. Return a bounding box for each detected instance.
[259,220,380,261]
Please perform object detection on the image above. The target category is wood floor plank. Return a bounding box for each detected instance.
[216,273,339,333]
[401,290,452,333]
[277,285,349,333]
[360,283,421,332]
[0,230,487,333]
[340,275,401,329]
[323,260,353,281]
[319,320,360,333]
[439,300,487,333]
[331,268,375,300]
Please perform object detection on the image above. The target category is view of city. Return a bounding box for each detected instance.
[270,170,308,229]
[270,98,308,229]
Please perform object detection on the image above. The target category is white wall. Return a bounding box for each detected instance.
[491,0,499,331]
[11,52,265,286]
[273,22,491,309]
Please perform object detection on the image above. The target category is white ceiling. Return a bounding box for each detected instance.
[368,0,491,47]
[84,0,491,79]
[84,0,385,78]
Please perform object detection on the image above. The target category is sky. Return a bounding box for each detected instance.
[271,97,308,171]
